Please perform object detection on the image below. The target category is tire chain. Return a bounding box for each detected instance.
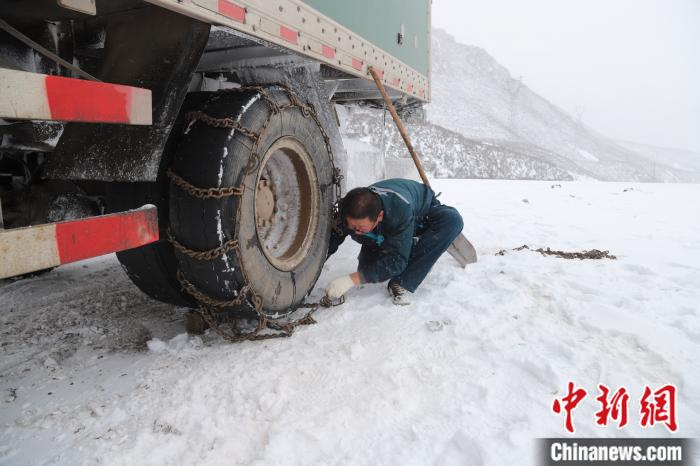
[167,82,344,342]
[167,228,240,261]
[166,168,245,199]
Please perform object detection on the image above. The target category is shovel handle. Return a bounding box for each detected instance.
[368,68,477,268]
[368,67,432,189]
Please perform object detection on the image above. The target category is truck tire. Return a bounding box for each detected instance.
[107,181,193,307]
[169,86,335,317]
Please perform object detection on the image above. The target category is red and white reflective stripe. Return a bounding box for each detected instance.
[0,68,152,125]
[0,206,159,279]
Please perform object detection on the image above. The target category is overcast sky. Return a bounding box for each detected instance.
[432,0,700,152]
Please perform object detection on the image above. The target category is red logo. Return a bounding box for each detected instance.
[595,384,630,428]
[552,381,588,434]
[640,384,678,432]
[552,382,678,433]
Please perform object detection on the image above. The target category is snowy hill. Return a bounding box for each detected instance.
[341,106,576,181]
[615,141,700,182]
[342,29,699,183]
[1,180,699,464]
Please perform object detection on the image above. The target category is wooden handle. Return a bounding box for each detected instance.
[368,67,431,188]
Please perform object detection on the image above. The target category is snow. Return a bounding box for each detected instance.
[217,147,228,186]
[215,210,235,273]
[239,95,260,116]
[576,148,599,162]
[341,138,386,188]
[1,180,699,465]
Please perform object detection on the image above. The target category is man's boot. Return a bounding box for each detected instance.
[387,280,411,306]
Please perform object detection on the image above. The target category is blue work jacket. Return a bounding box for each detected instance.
[328,178,436,283]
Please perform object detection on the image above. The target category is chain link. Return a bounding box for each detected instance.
[249,81,344,204]
[185,111,261,139]
[166,228,240,261]
[166,168,244,199]
[177,271,343,342]
[177,270,244,308]
[170,82,344,342]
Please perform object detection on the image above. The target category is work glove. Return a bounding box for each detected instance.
[325,275,355,300]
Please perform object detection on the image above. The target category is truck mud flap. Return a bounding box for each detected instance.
[45,4,210,182]
[0,206,158,279]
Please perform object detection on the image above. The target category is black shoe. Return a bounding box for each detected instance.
[387,281,411,306]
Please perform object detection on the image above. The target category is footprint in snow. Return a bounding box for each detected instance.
[425,320,454,332]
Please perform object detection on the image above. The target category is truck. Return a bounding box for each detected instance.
[0,0,432,336]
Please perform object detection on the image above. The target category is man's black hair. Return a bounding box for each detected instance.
[340,187,382,221]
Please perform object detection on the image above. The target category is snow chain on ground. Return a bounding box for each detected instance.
[165,82,344,343]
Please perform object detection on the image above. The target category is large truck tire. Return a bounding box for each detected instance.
[106,181,193,307]
[169,86,336,317]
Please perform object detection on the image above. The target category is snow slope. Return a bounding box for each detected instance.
[429,29,664,182]
[340,29,698,183]
[1,180,699,465]
[341,106,576,182]
[616,141,700,183]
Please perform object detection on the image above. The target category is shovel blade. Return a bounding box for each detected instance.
[447,233,477,268]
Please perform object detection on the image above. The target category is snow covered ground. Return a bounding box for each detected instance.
[1,180,698,465]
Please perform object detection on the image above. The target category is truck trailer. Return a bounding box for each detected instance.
[0,0,432,335]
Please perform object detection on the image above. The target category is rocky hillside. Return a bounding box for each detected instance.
[340,106,574,181]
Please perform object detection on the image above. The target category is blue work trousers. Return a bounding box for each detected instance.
[359,203,464,293]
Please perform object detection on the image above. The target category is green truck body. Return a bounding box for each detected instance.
[303,0,431,77]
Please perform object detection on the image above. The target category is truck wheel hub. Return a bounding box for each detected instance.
[255,179,275,227]
[254,137,319,272]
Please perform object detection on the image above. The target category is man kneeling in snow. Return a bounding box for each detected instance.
[325,178,464,305]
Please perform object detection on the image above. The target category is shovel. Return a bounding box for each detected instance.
[368,67,477,267]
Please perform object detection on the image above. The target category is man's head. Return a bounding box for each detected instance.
[341,187,384,234]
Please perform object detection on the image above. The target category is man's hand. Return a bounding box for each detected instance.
[325,274,356,300]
